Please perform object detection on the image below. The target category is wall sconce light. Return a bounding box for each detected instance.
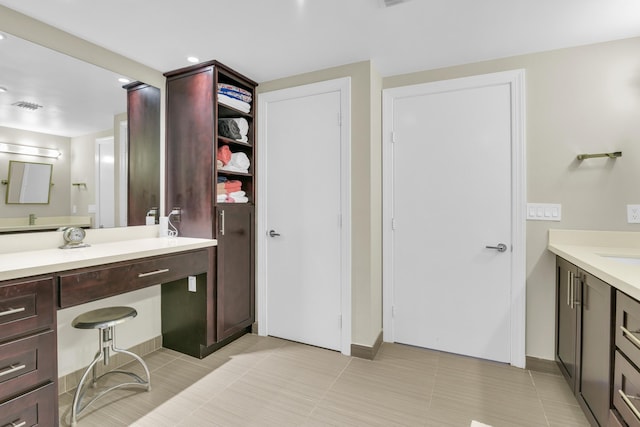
[0,142,61,159]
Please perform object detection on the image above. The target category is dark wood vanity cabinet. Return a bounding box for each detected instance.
[557,257,579,387]
[164,61,257,354]
[0,275,57,426]
[555,256,613,427]
[215,204,255,341]
[126,82,161,226]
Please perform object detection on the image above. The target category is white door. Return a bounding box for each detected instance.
[258,78,351,354]
[95,137,115,228]
[383,70,526,366]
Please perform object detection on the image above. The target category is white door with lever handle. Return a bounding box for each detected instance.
[386,73,521,365]
[262,86,344,353]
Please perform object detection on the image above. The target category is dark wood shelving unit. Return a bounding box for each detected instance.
[164,60,257,357]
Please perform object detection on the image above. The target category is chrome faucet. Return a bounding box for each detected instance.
[29,213,37,225]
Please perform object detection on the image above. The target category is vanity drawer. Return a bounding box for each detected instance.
[608,409,626,427]
[58,249,210,308]
[0,330,56,402]
[0,276,55,342]
[0,381,56,426]
[613,350,640,427]
[616,291,640,365]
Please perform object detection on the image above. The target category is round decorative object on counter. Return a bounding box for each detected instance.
[59,227,89,249]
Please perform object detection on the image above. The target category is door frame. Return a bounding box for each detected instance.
[257,77,352,355]
[94,136,115,229]
[382,69,527,368]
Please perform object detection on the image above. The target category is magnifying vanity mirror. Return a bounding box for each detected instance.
[0,32,160,231]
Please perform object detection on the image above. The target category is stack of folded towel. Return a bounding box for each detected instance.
[217,145,250,173]
[216,177,249,203]
[218,117,250,143]
[218,83,252,114]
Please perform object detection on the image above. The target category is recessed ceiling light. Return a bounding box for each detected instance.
[118,77,131,84]
[187,56,199,64]
[0,87,7,93]
[0,33,5,41]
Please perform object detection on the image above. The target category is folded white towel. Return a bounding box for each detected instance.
[229,152,250,170]
[233,118,249,137]
[218,93,251,113]
[229,191,246,198]
[228,196,249,203]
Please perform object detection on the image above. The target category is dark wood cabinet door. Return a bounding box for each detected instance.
[126,82,160,226]
[578,272,612,427]
[216,204,255,340]
[556,256,578,390]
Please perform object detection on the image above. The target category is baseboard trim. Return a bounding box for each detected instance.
[525,356,561,375]
[351,331,383,360]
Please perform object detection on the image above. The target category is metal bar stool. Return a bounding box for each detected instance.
[70,306,151,427]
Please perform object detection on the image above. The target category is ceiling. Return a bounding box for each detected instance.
[1,0,640,137]
[0,34,128,137]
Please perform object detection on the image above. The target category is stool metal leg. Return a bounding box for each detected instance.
[70,325,151,427]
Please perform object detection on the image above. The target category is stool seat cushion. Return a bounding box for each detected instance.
[72,306,138,330]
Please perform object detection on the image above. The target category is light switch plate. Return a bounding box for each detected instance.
[188,276,197,292]
[527,203,561,221]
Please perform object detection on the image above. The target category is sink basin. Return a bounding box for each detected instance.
[601,255,640,265]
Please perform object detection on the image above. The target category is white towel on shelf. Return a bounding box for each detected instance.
[227,195,249,203]
[233,118,249,142]
[218,93,251,113]
[230,152,250,170]
[229,190,246,198]
[220,152,250,173]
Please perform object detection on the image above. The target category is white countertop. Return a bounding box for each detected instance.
[548,229,640,301]
[0,228,217,281]
[0,215,92,232]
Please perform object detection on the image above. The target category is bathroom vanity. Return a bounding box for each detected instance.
[549,230,640,427]
[0,228,217,426]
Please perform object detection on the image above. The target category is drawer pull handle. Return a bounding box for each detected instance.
[0,307,26,317]
[619,389,640,421]
[621,325,640,350]
[0,363,26,377]
[3,421,27,427]
[137,268,170,278]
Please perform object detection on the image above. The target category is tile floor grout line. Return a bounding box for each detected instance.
[528,369,553,427]
[304,354,355,421]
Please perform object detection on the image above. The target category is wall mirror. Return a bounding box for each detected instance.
[0,31,160,229]
[4,160,52,204]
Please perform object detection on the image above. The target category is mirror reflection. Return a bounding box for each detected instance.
[0,32,160,231]
[5,160,52,204]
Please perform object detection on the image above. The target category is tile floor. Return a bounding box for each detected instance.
[58,333,590,426]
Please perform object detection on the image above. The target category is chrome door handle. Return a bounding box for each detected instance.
[269,230,280,237]
[486,243,507,252]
